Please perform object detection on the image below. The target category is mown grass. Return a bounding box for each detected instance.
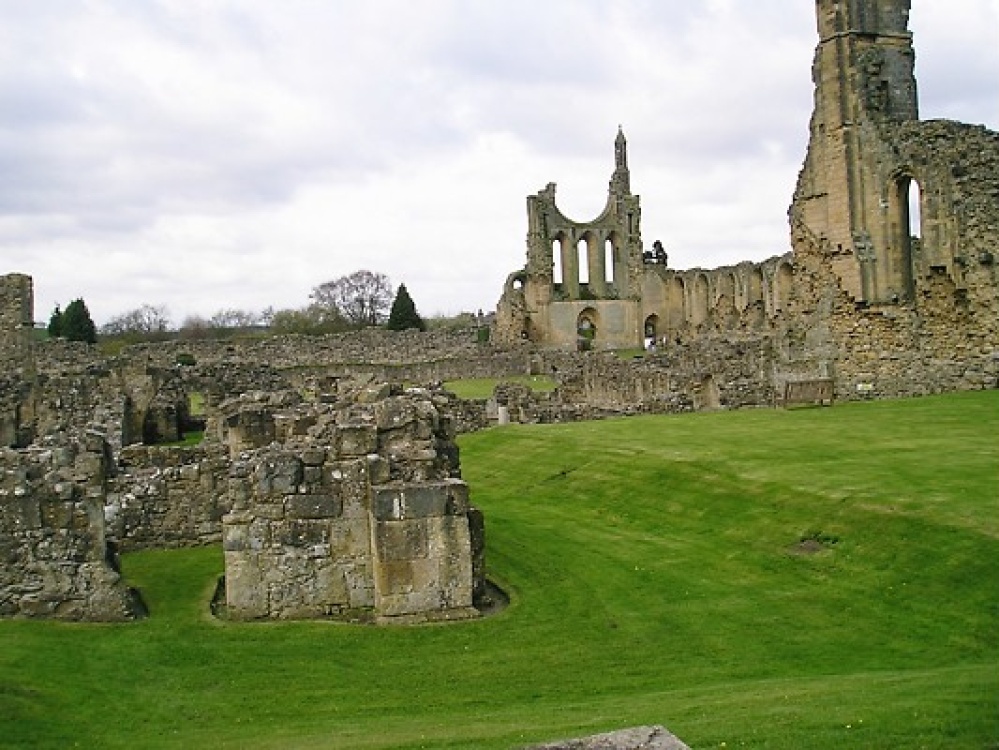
[161,430,205,448]
[1,391,996,749]
[443,375,556,400]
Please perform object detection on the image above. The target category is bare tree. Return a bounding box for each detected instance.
[101,304,171,338]
[268,304,346,335]
[310,270,392,327]
[209,308,260,330]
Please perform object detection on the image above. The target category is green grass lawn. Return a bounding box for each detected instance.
[443,375,556,400]
[1,392,997,749]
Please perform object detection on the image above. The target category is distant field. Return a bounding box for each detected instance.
[443,375,556,400]
[1,391,996,749]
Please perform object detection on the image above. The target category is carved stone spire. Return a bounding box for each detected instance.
[610,125,631,195]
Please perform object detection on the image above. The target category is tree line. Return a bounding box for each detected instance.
[46,270,432,345]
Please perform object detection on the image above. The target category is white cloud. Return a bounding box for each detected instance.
[0,0,994,324]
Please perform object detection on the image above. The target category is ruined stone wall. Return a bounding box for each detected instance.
[0,431,142,620]
[0,273,34,378]
[492,1,998,405]
[0,274,35,448]
[107,444,230,551]
[110,328,492,370]
[553,334,777,413]
[222,386,484,623]
[785,218,998,401]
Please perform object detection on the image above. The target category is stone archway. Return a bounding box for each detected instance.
[576,308,599,351]
[691,274,710,326]
[643,314,659,349]
[774,262,793,315]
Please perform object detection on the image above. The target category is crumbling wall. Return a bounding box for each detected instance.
[0,273,34,378]
[222,385,484,623]
[0,431,143,620]
[0,274,35,447]
[784,219,999,400]
[107,444,230,551]
[551,334,776,413]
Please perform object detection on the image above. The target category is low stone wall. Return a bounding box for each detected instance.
[554,334,777,413]
[108,444,230,551]
[0,431,142,620]
[112,328,495,370]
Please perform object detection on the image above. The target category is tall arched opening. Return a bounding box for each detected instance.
[691,274,709,326]
[892,175,920,301]
[552,238,563,286]
[577,238,590,286]
[604,237,615,287]
[576,308,599,351]
[667,276,685,331]
[747,268,764,309]
[644,314,659,349]
[774,262,793,315]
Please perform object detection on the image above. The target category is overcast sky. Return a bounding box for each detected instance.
[2,1,996,326]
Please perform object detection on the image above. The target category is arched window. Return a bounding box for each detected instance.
[576,308,598,351]
[748,268,764,309]
[908,179,922,239]
[604,238,615,286]
[889,175,919,302]
[644,314,659,349]
[577,238,589,285]
[692,274,709,325]
[668,276,685,329]
[552,239,563,285]
[716,273,736,313]
[775,263,793,314]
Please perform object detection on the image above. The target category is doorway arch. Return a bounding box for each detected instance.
[576,308,599,351]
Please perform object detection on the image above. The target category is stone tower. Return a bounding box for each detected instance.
[792,0,920,304]
[0,273,35,378]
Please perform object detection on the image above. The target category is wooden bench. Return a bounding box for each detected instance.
[780,378,834,408]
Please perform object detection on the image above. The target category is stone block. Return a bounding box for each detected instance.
[2,496,42,530]
[329,516,370,557]
[356,383,392,404]
[253,502,285,520]
[276,519,331,547]
[224,552,266,618]
[222,523,249,552]
[366,455,390,485]
[301,447,326,466]
[337,424,378,456]
[374,519,429,561]
[302,465,323,486]
[40,499,74,528]
[374,397,415,431]
[285,493,342,520]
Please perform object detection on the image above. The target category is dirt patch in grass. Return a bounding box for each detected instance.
[790,538,826,555]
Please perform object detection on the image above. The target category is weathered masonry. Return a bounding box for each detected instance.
[1,0,996,623]
[496,0,998,400]
[496,127,647,350]
[221,386,484,623]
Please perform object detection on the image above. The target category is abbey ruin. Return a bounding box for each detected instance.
[1,0,997,622]
[495,0,998,401]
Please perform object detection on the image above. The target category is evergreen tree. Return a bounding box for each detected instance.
[386,284,425,331]
[47,305,63,338]
[61,298,97,344]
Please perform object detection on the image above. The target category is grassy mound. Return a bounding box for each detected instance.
[1,392,996,749]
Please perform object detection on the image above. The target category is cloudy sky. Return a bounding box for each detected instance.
[2,1,996,327]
